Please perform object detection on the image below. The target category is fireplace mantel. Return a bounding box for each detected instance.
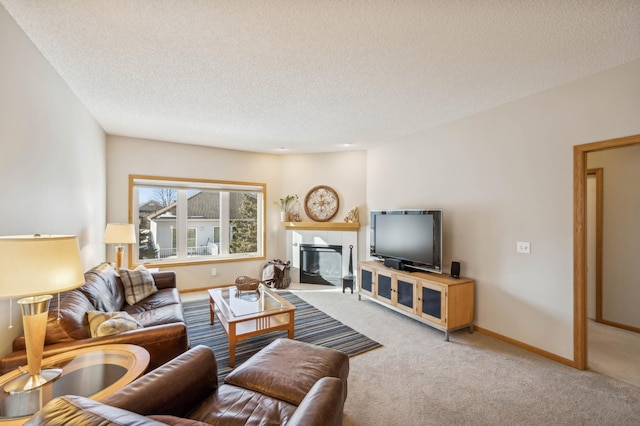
[283,221,359,231]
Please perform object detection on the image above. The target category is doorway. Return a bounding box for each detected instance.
[573,134,640,370]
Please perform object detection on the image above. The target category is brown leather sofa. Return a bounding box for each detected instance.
[0,263,188,374]
[27,339,350,426]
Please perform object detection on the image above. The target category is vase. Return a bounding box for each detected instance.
[280,211,290,222]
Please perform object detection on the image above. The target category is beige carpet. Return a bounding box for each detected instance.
[287,286,640,426]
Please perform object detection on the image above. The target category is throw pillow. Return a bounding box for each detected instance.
[119,266,158,305]
[87,311,142,337]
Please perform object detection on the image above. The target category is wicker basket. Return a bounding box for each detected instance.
[235,276,262,292]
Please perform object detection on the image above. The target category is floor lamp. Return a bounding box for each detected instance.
[0,235,84,393]
[103,223,136,271]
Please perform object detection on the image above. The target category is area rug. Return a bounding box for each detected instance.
[183,291,381,380]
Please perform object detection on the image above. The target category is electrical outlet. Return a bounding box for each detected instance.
[211,268,217,276]
[516,242,530,254]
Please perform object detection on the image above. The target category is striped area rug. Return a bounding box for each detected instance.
[184,291,381,380]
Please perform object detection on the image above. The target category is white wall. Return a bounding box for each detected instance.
[588,145,640,328]
[367,59,640,360]
[0,6,106,357]
[106,137,367,290]
[280,151,367,259]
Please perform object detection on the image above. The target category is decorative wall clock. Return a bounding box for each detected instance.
[304,185,339,222]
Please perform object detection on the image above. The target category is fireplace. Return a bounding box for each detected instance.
[299,244,343,286]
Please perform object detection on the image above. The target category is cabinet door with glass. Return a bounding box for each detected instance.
[374,269,393,304]
[395,275,418,315]
[358,264,376,298]
[417,280,446,327]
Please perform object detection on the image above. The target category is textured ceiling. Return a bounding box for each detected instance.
[3,1,640,154]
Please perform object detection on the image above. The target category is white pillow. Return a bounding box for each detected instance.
[87,311,142,337]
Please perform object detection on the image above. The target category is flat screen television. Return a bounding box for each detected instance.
[370,209,442,274]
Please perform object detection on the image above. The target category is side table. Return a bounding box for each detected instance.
[0,344,149,425]
[342,274,355,293]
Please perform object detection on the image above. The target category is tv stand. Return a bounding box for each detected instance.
[358,261,474,341]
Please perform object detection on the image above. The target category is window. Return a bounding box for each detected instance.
[213,226,220,244]
[130,175,265,266]
[187,227,197,255]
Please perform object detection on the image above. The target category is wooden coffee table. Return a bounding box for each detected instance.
[0,344,149,425]
[209,284,296,367]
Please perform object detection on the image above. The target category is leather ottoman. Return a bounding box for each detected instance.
[224,338,350,405]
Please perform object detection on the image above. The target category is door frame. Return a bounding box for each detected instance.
[574,134,640,370]
[586,168,603,322]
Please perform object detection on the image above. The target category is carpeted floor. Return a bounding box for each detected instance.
[183,291,381,380]
[293,289,640,426]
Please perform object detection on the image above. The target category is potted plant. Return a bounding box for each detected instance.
[276,194,298,222]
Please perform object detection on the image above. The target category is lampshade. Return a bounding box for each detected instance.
[0,235,85,299]
[103,223,136,244]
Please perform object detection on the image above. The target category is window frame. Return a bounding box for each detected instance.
[129,174,266,267]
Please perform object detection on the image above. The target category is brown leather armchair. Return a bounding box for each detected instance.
[27,340,348,426]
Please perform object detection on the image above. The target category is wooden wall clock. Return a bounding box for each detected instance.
[304,185,339,222]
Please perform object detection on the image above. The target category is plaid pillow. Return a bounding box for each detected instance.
[119,267,158,305]
[87,311,142,337]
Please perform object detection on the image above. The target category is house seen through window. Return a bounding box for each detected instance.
[130,176,265,266]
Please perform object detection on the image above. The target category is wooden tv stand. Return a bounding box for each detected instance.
[358,261,475,341]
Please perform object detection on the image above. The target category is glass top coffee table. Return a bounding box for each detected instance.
[0,344,149,425]
[209,284,296,367]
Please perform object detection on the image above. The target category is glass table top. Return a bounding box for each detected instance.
[0,345,148,422]
[215,286,286,318]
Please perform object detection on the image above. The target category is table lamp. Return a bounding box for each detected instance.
[0,234,84,393]
[103,223,136,270]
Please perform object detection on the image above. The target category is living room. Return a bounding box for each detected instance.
[2,2,640,424]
